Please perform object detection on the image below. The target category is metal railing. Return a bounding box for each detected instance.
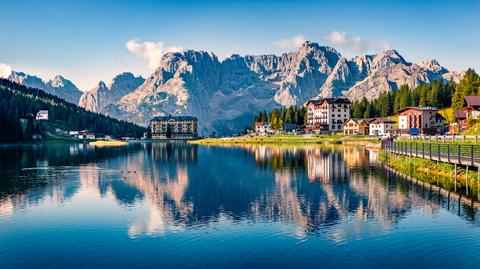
[383,141,480,167]
[400,135,480,143]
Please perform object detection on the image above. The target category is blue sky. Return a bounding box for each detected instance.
[0,0,478,90]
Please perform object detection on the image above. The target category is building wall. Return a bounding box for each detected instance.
[369,123,394,136]
[398,115,408,129]
[328,103,349,131]
[307,101,349,133]
[255,124,270,134]
[399,109,437,131]
[343,120,358,135]
[151,118,198,139]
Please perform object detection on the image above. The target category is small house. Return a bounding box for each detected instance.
[254,122,271,134]
[462,96,480,119]
[369,119,396,136]
[35,110,49,120]
[343,118,369,135]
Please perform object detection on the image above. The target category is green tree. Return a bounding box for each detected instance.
[452,69,480,110]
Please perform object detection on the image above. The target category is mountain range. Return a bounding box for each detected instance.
[7,41,463,135]
[8,72,82,104]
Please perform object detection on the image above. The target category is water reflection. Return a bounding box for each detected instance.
[0,142,479,240]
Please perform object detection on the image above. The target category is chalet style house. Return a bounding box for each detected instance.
[343,118,369,135]
[398,107,438,134]
[369,118,396,136]
[305,98,351,133]
[254,122,271,134]
[462,96,480,119]
[453,96,480,131]
[150,115,198,140]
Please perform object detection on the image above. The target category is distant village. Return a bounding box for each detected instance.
[251,95,480,137]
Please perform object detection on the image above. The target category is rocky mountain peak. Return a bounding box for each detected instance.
[420,59,446,73]
[10,42,462,136]
[78,73,145,113]
[8,71,82,103]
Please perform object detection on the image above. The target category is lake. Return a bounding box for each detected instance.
[1,142,480,268]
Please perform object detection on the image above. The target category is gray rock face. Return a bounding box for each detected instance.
[8,72,82,104]
[107,42,344,135]
[318,50,461,101]
[78,72,144,113]
[105,41,459,135]
[8,41,461,135]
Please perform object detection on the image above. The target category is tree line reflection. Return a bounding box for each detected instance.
[0,142,479,237]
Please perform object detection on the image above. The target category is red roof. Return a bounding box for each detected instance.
[454,110,467,119]
[464,96,480,107]
[254,122,268,126]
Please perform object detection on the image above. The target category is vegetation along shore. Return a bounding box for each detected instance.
[190,134,380,146]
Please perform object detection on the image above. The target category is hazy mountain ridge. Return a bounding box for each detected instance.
[78,72,145,113]
[8,71,83,104]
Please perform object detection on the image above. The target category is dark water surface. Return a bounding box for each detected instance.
[1,142,480,268]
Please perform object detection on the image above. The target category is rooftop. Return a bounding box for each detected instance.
[305,97,351,106]
[151,115,197,121]
[397,106,438,113]
[254,122,269,126]
[370,118,396,124]
[454,110,467,119]
[464,96,480,107]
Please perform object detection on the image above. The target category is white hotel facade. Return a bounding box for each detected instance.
[305,98,351,133]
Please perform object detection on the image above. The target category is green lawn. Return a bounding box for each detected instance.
[191,134,378,145]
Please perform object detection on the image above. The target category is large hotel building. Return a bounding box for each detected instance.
[150,115,198,140]
[305,98,351,133]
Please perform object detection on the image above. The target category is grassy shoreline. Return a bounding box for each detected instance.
[381,151,480,197]
[190,134,380,146]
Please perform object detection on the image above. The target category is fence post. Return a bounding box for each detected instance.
[458,144,461,164]
[454,163,457,192]
[471,145,474,166]
[416,143,418,157]
[429,143,432,159]
[447,144,450,162]
[466,166,469,196]
[438,144,440,161]
[422,143,425,158]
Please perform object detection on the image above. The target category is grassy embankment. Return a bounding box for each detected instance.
[381,143,480,197]
[190,134,380,145]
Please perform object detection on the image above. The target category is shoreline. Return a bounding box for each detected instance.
[189,134,381,146]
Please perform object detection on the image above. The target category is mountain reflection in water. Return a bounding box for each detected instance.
[0,142,479,240]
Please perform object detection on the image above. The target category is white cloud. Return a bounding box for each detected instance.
[126,39,183,69]
[0,63,12,78]
[273,35,306,49]
[322,31,390,54]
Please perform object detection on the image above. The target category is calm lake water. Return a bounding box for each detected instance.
[1,142,480,268]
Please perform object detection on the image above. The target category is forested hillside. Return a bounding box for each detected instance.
[0,79,145,143]
[253,106,307,129]
[350,69,480,119]
[350,79,456,119]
